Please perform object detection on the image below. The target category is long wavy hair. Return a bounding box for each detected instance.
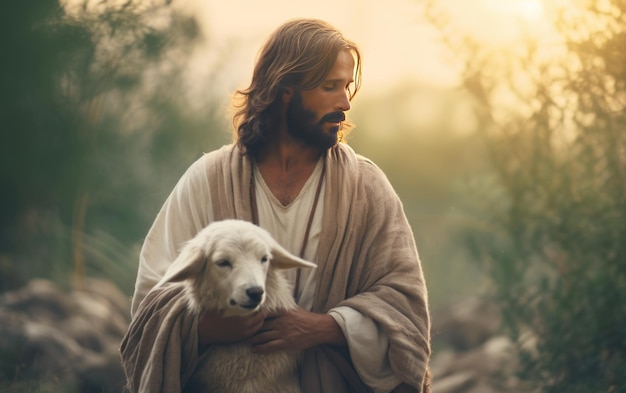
[232,18,362,155]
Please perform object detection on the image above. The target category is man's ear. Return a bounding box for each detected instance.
[281,86,294,105]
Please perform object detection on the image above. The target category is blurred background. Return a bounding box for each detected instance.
[0,0,623,392]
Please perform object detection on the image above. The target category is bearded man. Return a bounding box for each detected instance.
[121,18,431,393]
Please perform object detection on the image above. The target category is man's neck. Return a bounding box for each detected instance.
[256,139,322,173]
[254,139,324,206]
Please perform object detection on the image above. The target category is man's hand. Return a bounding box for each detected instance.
[249,307,346,354]
[197,310,265,346]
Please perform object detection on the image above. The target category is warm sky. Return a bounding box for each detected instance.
[175,0,554,99]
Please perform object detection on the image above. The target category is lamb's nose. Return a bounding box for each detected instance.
[246,286,264,303]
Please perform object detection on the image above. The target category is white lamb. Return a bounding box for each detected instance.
[158,219,316,393]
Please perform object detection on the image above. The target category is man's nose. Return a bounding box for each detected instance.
[337,90,351,112]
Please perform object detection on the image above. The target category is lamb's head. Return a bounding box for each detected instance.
[163,219,316,316]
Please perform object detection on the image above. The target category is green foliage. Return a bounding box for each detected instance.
[425,0,626,391]
[0,0,227,294]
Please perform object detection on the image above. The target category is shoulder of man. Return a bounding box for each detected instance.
[334,143,392,183]
[198,144,237,163]
[187,144,241,175]
[330,143,399,205]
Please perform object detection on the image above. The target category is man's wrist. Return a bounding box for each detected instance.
[317,313,347,347]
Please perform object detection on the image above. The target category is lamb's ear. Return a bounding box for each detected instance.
[269,241,317,270]
[164,246,207,283]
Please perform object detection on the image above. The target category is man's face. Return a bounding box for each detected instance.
[285,50,355,150]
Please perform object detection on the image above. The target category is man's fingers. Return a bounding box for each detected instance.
[252,338,289,354]
[257,317,280,331]
[244,311,265,326]
[248,317,265,334]
[198,310,268,345]
[249,329,279,345]
[263,310,283,319]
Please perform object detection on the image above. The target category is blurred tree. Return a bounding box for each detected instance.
[424,0,626,391]
[0,0,227,293]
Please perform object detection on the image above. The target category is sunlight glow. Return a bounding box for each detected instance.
[482,0,545,22]
[436,0,555,47]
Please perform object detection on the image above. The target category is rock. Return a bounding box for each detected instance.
[1,279,75,324]
[429,349,456,379]
[0,278,131,392]
[429,297,533,393]
[431,371,477,393]
[431,296,501,352]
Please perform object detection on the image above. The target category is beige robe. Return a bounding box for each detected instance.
[121,143,431,392]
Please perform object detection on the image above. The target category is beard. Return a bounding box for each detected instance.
[285,90,345,151]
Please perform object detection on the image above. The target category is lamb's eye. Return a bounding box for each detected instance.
[260,256,269,263]
[216,260,232,268]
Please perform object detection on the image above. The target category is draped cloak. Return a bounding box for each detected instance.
[120,143,431,393]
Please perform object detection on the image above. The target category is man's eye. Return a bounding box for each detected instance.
[216,260,232,268]
[322,83,336,91]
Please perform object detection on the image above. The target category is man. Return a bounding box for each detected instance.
[121,18,430,393]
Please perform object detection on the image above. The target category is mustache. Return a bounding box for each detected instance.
[320,111,345,123]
